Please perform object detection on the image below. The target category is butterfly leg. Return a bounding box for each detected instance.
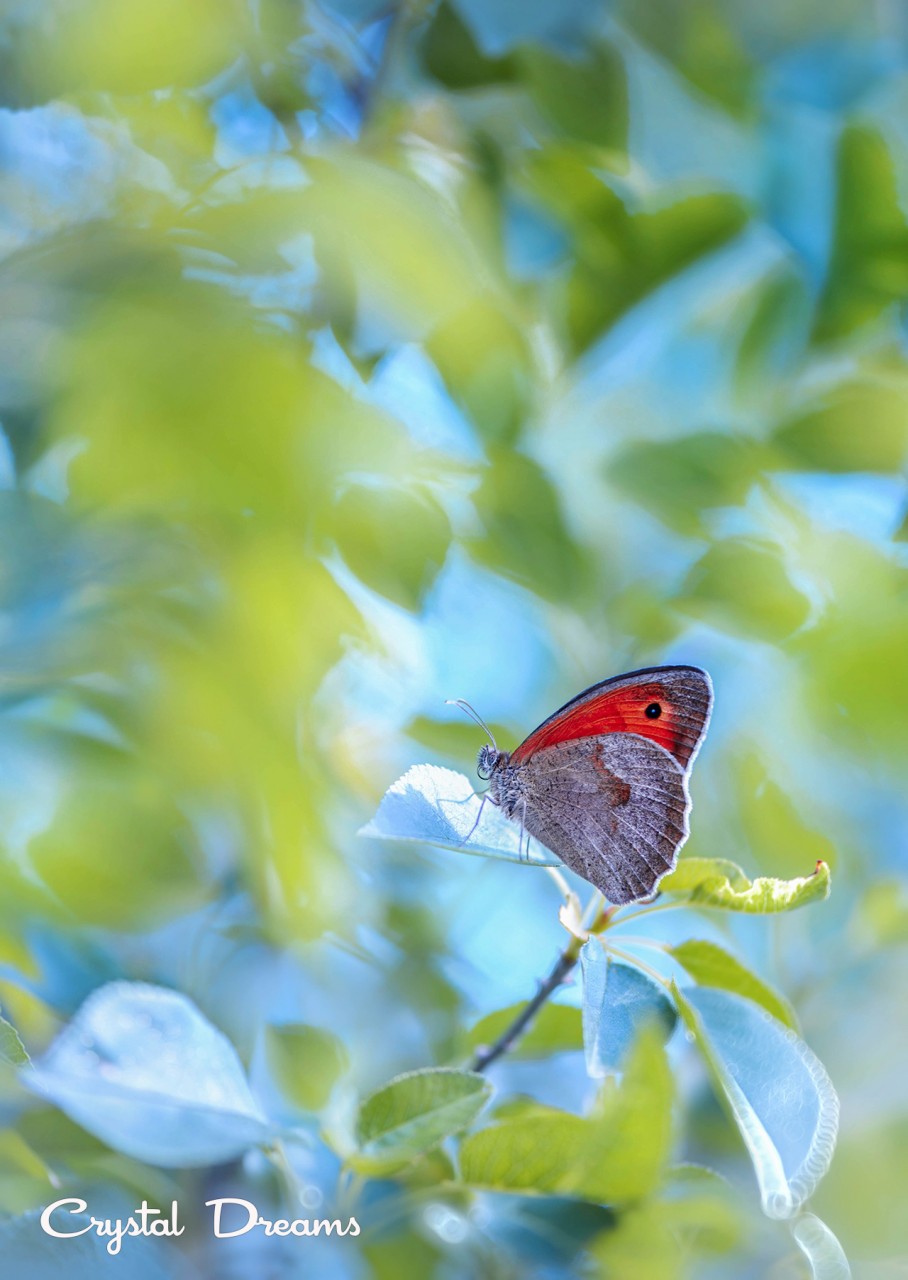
[456,792,488,849]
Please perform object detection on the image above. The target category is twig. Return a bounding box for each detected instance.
[470,902,616,1073]
[470,937,583,1073]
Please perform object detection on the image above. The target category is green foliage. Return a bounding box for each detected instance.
[353,1069,492,1175]
[0,1015,28,1068]
[460,1029,673,1202]
[670,940,797,1029]
[265,1023,348,1112]
[660,856,831,912]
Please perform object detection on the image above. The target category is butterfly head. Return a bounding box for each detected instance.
[477,744,509,781]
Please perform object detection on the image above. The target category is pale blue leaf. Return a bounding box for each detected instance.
[677,986,839,1218]
[792,1213,852,1280]
[581,944,677,1077]
[360,763,561,866]
[0,1209,191,1279]
[24,982,271,1168]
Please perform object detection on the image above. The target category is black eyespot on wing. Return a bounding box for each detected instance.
[645,702,662,719]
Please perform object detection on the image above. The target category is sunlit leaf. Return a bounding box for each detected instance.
[581,947,676,1075]
[24,982,270,1168]
[360,764,561,866]
[466,1002,582,1060]
[660,856,831,913]
[265,1023,348,1112]
[669,940,796,1029]
[353,1068,491,1174]
[675,986,839,1218]
[0,1013,29,1068]
[773,379,908,474]
[460,1028,673,1202]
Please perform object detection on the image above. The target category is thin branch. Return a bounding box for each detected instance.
[470,901,616,1073]
[470,936,583,1073]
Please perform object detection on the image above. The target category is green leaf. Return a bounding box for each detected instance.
[0,1013,28,1068]
[354,1068,492,1174]
[815,125,908,342]
[467,449,587,599]
[608,432,766,537]
[669,940,797,1029]
[466,1002,582,1060]
[660,857,831,913]
[773,379,908,475]
[522,42,627,150]
[265,1023,348,1112]
[674,986,839,1218]
[677,538,810,642]
[329,484,451,611]
[459,1027,673,1203]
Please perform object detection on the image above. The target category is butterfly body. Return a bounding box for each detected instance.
[477,665,712,905]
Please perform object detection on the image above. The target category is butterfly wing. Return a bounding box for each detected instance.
[511,665,712,771]
[517,733,690,904]
[509,666,712,904]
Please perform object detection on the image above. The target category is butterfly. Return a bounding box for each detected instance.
[461,665,712,905]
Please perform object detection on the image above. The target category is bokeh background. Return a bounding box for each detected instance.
[0,0,906,1276]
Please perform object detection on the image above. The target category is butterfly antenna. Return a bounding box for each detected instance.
[445,699,498,750]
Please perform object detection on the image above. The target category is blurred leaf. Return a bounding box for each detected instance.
[677,538,810,641]
[792,1213,852,1280]
[522,42,627,150]
[29,767,208,930]
[591,1166,742,1278]
[675,985,839,1218]
[426,299,532,446]
[669,940,796,1029]
[405,714,511,761]
[466,1002,581,1060]
[734,749,836,878]
[0,1013,29,1067]
[20,0,243,97]
[361,763,561,865]
[265,1023,348,1112]
[857,879,908,946]
[581,948,676,1075]
[616,0,756,115]
[422,2,518,88]
[353,1067,492,1174]
[735,267,811,396]
[0,1208,183,1279]
[468,449,586,599]
[609,433,765,536]
[526,147,748,351]
[25,982,270,1168]
[661,856,831,912]
[815,126,908,342]
[460,1027,673,1202]
[330,484,451,610]
[773,378,908,473]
